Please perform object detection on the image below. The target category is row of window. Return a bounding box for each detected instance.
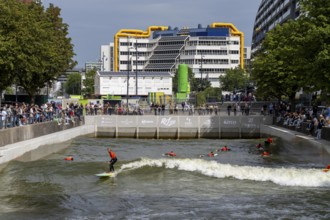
[119,42,156,48]
[179,59,239,65]
[107,77,169,81]
[120,51,150,56]
[119,60,146,65]
[158,41,185,46]
[187,40,239,46]
[180,59,229,64]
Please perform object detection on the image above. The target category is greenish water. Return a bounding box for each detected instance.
[0,137,329,219]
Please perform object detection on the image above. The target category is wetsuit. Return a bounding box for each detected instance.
[166,152,176,157]
[108,150,117,172]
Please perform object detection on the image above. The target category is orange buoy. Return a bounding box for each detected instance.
[64,156,74,161]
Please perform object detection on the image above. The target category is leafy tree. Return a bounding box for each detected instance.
[298,0,330,98]
[82,69,96,95]
[0,0,24,106]
[219,67,248,93]
[252,0,330,106]
[0,1,75,104]
[252,20,309,107]
[196,87,221,106]
[64,72,81,95]
[194,78,211,92]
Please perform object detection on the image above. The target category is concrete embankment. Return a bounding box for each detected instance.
[0,124,95,166]
[261,125,330,155]
[0,115,329,167]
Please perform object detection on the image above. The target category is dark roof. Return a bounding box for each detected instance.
[98,71,172,77]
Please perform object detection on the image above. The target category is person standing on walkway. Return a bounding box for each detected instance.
[316,116,325,140]
[107,148,118,173]
[227,104,232,116]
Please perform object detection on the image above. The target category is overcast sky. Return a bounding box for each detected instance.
[42,0,261,68]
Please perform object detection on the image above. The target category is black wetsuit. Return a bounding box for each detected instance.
[109,157,117,172]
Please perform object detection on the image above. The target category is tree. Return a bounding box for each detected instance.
[298,0,330,98]
[82,69,96,96]
[252,0,330,106]
[252,20,308,106]
[64,72,81,95]
[219,67,248,93]
[0,0,25,106]
[0,1,75,104]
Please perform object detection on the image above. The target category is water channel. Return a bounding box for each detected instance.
[0,137,329,219]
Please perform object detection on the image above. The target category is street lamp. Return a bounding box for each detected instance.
[200,55,204,80]
[135,38,138,96]
[127,37,130,106]
[200,55,205,91]
[101,52,106,71]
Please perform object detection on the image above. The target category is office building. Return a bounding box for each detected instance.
[251,0,300,56]
[101,22,244,87]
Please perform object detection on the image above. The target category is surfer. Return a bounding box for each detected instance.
[256,143,264,152]
[265,137,273,145]
[208,151,215,157]
[165,151,177,157]
[221,146,230,151]
[107,148,117,172]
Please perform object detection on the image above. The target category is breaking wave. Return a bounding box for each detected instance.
[118,158,330,187]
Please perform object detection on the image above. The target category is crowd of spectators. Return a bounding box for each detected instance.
[0,101,83,129]
[273,102,330,139]
[2,99,329,141]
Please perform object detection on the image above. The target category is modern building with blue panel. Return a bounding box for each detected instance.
[101,22,244,88]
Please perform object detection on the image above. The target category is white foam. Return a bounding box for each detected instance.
[119,158,330,187]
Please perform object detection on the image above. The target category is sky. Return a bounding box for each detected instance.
[42,0,261,68]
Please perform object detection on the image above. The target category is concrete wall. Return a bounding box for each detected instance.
[261,125,330,155]
[87,115,274,139]
[0,115,329,168]
[0,125,95,166]
[0,119,84,147]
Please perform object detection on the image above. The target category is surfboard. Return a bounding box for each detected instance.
[323,169,329,173]
[95,172,116,177]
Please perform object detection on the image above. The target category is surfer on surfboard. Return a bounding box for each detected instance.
[108,148,117,173]
[164,151,177,157]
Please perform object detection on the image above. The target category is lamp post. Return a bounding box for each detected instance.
[200,55,205,91]
[200,55,203,80]
[127,37,130,106]
[101,52,106,71]
[135,38,138,96]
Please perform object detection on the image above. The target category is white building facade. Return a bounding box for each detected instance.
[94,71,172,96]
[101,23,244,88]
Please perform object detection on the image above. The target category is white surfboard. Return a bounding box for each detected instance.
[95,172,116,177]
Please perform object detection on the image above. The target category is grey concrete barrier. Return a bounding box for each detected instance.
[90,115,273,139]
[0,118,84,147]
